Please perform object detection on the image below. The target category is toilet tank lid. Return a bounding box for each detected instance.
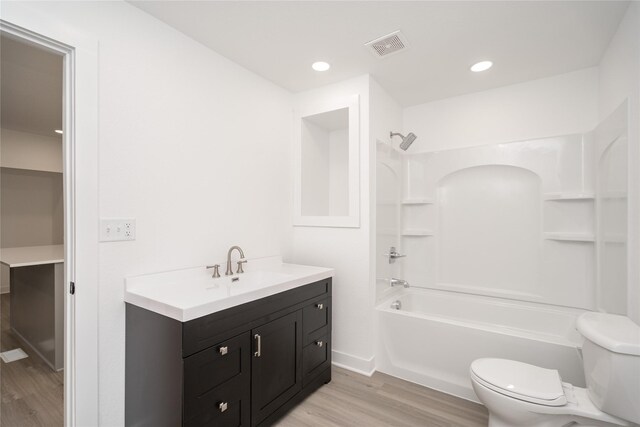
[577,312,640,356]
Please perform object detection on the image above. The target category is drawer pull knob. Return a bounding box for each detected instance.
[219,346,228,356]
[316,303,324,310]
[316,340,324,347]
[219,402,228,413]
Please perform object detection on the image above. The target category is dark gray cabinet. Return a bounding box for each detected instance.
[126,278,332,427]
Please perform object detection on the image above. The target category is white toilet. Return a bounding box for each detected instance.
[470,312,640,427]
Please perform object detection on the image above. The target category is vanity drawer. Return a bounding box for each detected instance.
[303,334,330,385]
[183,374,250,427]
[184,332,250,404]
[302,297,329,345]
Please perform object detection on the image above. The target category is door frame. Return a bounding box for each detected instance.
[0,6,99,426]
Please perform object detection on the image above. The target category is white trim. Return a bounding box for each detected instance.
[331,349,375,376]
[0,5,100,426]
[294,94,361,228]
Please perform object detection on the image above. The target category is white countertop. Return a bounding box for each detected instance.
[124,256,334,322]
[0,245,64,267]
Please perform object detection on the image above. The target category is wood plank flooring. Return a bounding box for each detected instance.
[276,367,488,427]
[1,294,64,427]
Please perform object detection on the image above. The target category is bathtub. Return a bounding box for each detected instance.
[376,288,587,403]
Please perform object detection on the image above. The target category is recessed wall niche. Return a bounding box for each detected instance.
[301,107,349,217]
[294,95,360,228]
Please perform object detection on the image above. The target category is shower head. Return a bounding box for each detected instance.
[390,131,417,151]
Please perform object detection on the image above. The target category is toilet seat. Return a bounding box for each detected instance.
[470,358,567,406]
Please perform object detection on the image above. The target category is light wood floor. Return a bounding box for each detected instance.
[1,294,64,427]
[276,367,489,427]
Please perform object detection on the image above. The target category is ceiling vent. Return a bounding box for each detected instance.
[365,30,409,58]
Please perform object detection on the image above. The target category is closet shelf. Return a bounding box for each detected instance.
[0,165,62,174]
[401,198,433,205]
[401,229,434,236]
[544,232,595,242]
[543,193,594,201]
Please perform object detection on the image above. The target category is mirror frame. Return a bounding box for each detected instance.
[294,94,360,227]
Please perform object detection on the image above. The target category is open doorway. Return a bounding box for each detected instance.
[0,33,65,424]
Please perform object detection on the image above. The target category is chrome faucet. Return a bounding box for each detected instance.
[225,245,247,276]
[390,278,410,288]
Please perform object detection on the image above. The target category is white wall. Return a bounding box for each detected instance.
[301,120,331,215]
[288,75,375,374]
[597,2,640,323]
[369,78,404,367]
[403,67,599,152]
[8,2,293,425]
[328,129,349,216]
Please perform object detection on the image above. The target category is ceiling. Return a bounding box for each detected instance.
[0,34,63,137]
[130,1,629,107]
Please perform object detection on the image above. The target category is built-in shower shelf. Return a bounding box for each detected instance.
[401,229,434,236]
[544,232,595,242]
[401,198,434,205]
[543,193,594,201]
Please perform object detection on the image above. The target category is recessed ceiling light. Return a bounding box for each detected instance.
[470,61,493,72]
[54,129,63,134]
[312,61,330,72]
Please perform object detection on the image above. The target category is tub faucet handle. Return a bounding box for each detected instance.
[385,246,406,264]
[390,278,410,288]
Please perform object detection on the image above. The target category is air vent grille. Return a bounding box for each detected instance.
[365,30,409,58]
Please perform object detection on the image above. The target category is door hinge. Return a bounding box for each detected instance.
[70,281,75,295]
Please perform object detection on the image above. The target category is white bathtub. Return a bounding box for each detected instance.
[376,288,586,403]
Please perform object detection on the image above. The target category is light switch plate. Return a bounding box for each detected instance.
[100,218,136,242]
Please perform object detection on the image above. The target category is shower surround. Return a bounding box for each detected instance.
[375,106,628,400]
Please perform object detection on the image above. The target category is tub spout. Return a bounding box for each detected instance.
[390,278,410,288]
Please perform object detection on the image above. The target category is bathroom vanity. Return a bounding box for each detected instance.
[124,258,333,427]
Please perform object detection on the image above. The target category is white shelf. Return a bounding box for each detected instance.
[401,229,434,236]
[0,165,62,174]
[543,193,594,201]
[544,232,595,242]
[401,198,433,205]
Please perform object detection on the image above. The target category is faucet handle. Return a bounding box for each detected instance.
[236,259,247,274]
[207,264,221,278]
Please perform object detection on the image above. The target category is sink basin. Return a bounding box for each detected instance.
[124,256,334,322]
[206,270,294,290]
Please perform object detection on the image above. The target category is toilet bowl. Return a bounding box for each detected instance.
[470,312,640,427]
[470,359,629,427]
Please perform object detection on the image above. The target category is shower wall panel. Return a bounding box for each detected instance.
[397,134,596,309]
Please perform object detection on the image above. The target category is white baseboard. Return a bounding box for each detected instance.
[331,350,376,376]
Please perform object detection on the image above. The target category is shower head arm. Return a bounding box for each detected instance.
[390,131,406,140]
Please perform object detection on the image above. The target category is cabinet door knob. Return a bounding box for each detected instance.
[219,402,228,413]
[218,346,228,356]
[316,303,324,310]
[316,340,324,347]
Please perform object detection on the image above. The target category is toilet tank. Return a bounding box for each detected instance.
[577,312,640,424]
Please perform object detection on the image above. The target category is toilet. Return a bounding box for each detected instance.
[470,312,640,427]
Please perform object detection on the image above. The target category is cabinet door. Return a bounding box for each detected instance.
[251,311,302,426]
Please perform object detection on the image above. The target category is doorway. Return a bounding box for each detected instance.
[0,32,65,425]
[0,12,99,424]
